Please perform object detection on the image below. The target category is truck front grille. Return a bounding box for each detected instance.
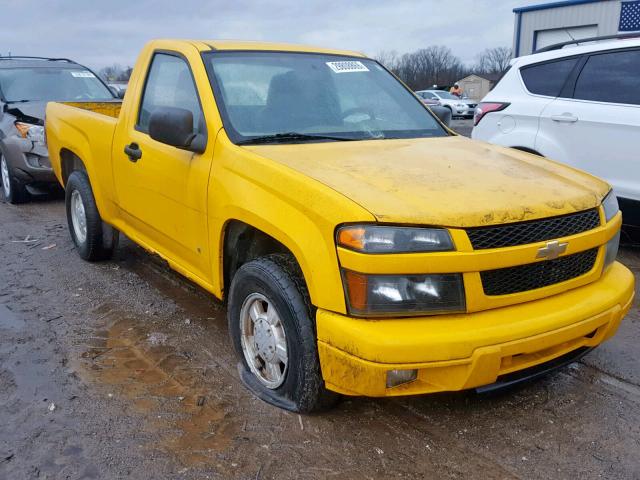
[481,248,598,296]
[466,209,600,250]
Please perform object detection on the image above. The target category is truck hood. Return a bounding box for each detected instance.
[244,136,609,227]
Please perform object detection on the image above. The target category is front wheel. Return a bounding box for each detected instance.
[228,254,340,412]
[1,154,30,204]
[65,171,119,261]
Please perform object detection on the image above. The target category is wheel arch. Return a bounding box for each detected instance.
[222,220,306,302]
[60,148,88,186]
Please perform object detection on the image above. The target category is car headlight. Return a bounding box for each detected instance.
[603,230,620,272]
[602,190,619,223]
[342,270,466,317]
[15,122,46,145]
[337,225,454,253]
[456,103,466,108]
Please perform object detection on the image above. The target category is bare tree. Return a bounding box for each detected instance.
[98,64,133,83]
[374,50,401,72]
[380,45,467,90]
[475,47,512,75]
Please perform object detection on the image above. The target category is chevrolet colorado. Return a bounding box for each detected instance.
[45,39,634,412]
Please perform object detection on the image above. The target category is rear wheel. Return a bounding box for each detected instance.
[1,154,30,204]
[228,254,340,412]
[65,171,119,261]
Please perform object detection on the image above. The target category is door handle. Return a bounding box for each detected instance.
[124,142,142,162]
[551,114,578,123]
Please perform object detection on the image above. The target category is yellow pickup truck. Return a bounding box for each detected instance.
[45,39,634,412]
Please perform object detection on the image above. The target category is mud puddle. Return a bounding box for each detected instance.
[74,303,247,471]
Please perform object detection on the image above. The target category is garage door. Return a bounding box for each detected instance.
[534,25,598,51]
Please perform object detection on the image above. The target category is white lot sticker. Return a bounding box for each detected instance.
[326,61,369,73]
[70,71,95,78]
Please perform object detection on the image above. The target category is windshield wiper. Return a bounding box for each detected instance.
[5,99,31,104]
[238,132,357,145]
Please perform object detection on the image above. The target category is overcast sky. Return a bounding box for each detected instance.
[0,0,526,69]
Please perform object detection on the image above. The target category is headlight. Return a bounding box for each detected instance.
[603,230,620,272]
[342,270,466,317]
[602,190,619,223]
[15,122,46,145]
[337,225,454,253]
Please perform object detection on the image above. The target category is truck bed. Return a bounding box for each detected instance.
[45,100,123,199]
[60,100,122,119]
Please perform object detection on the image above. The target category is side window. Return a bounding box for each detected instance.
[138,53,203,133]
[520,57,579,97]
[574,50,640,105]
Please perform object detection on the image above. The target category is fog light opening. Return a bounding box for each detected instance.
[386,369,418,388]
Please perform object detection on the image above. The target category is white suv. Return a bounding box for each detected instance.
[472,37,640,229]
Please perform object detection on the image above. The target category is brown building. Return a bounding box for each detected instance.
[455,73,502,101]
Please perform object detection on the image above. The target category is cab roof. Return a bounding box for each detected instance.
[162,39,366,58]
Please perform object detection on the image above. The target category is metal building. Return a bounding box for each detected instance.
[513,0,638,57]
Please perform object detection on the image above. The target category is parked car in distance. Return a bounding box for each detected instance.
[0,56,116,203]
[414,91,439,106]
[472,36,640,235]
[46,39,632,413]
[415,89,477,118]
[108,83,127,98]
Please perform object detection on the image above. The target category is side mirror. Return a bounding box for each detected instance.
[430,105,452,127]
[148,106,206,153]
[116,89,126,99]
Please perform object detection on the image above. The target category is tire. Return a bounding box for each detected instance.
[65,171,119,261]
[1,153,30,204]
[228,254,340,413]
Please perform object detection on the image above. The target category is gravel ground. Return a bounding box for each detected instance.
[1,167,639,479]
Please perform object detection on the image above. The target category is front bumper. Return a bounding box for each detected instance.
[317,261,634,397]
[2,136,56,185]
[453,107,474,117]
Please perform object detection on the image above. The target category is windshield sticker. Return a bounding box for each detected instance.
[326,61,369,73]
[70,71,95,78]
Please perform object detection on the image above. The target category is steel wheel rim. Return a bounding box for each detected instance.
[70,190,88,244]
[240,292,288,389]
[1,156,10,198]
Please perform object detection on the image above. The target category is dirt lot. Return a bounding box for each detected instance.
[1,190,640,479]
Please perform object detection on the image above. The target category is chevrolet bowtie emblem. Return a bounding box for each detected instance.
[536,240,568,260]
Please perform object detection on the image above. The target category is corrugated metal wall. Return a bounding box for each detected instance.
[515,0,622,56]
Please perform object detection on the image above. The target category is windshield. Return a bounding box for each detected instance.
[0,67,114,102]
[203,51,447,143]
[432,91,458,100]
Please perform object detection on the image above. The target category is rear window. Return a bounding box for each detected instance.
[520,57,578,97]
[573,49,640,105]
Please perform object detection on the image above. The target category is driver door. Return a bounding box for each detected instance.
[113,51,213,282]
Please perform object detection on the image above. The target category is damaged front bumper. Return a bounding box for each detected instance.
[316,261,634,397]
[2,135,56,189]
